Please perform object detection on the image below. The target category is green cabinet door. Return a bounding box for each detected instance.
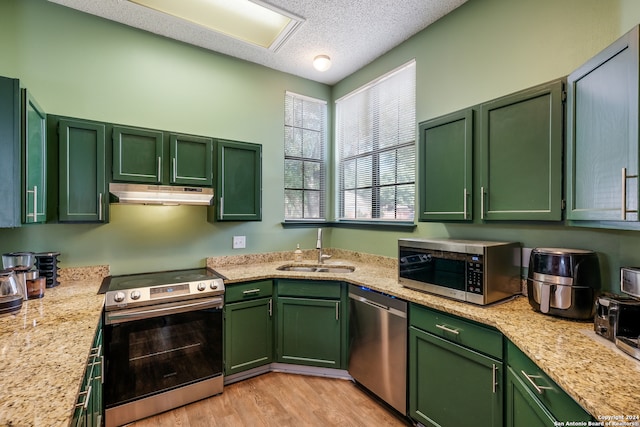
[59,119,107,222]
[72,318,103,427]
[112,126,164,183]
[505,367,556,427]
[276,296,342,369]
[224,297,273,375]
[409,326,503,427]
[506,340,592,423]
[419,108,473,221]
[169,133,213,186]
[0,76,20,228]
[213,139,262,221]
[21,88,47,224]
[567,25,639,221]
[480,79,564,221]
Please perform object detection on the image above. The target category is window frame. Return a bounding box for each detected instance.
[335,60,416,223]
[283,91,328,221]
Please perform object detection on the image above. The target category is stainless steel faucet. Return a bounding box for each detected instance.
[316,228,332,264]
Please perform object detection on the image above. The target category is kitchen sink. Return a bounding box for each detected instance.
[277,264,355,273]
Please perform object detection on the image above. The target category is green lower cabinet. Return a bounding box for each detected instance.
[72,318,103,427]
[276,296,343,368]
[409,326,503,427]
[505,366,556,427]
[224,297,273,375]
[505,341,592,424]
[275,280,347,369]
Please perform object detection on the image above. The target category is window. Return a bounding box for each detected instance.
[336,60,416,221]
[284,91,327,220]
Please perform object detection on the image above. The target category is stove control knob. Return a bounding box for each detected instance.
[130,290,141,300]
[210,282,218,290]
[197,282,206,291]
[113,291,126,303]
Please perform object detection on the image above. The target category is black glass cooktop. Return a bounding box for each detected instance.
[99,268,225,294]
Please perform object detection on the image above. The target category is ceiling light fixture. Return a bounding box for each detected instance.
[313,55,331,72]
[128,0,304,51]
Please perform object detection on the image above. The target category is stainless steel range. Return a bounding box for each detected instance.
[102,268,225,427]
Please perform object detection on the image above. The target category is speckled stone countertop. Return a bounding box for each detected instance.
[208,249,640,420]
[0,266,107,427]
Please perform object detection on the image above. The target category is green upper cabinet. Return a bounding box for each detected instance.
[21,88,47,224]
[169,133,213,186]
[419,108,473,221]
[480,79,564,221]
[567,25,639,222]
[112,126,164,184]
[0,76,20,228]
[211,139,262,221]
[58,118,107,223]
[112,126,213,187]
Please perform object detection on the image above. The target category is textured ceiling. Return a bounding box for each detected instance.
[47,0,468,85]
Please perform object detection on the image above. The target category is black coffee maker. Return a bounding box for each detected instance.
[527,248,601,320]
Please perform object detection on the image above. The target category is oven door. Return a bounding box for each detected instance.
[103,296,223,423]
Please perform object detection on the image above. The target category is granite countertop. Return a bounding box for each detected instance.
[0,266,107,427]
[208,249,640,421]
[3,251,639,426]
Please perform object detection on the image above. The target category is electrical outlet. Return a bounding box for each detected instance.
[232,235,246,249]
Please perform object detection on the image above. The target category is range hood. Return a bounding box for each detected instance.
[109,183,214,206]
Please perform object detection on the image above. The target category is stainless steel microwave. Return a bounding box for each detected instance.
[398,238,521,305]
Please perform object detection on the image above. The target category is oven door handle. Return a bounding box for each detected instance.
[105,297,224,325]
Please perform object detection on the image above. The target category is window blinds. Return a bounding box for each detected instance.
[336,60,416,221]
[284,92,327,220]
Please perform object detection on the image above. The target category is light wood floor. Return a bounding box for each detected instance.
[128,372,411,426]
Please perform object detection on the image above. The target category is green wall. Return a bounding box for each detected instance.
[2,0,640,291]
[0,0,331,274]
[330,0,640,291]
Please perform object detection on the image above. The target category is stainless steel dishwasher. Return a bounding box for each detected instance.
[348,285,407,414]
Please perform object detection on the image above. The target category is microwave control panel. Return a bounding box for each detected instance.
[466,255,484,295]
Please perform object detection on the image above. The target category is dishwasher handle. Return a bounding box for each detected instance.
[349,292,407,318]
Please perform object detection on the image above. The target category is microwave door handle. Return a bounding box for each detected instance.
[106,297,223,324]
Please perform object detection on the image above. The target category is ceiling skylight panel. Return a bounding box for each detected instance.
[128,0,303,50]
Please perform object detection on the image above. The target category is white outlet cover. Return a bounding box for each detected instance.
[233,235,246,249]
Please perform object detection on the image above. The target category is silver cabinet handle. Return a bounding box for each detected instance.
[622,167,638,220]
[75,385,92,410]
[435,323,460,335]
[622,167,628,220]
[26,186,38,220]
[268,298,273,317]
[463,187,468,220]
[242,289,261,295]
[157,157,162,182]
[172,157,177,182]
[480,186,486,219]
[219,196,224,219]
[335,301,339,321]
[33,185,38,220]
[98,193,103,221]
[492,364,498,393]
[520,370,553,394]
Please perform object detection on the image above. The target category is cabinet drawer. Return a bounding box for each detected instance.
[506,340,592,422]
[226,280,273,303]
[410,303,502,359]
[277,280,342,299]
